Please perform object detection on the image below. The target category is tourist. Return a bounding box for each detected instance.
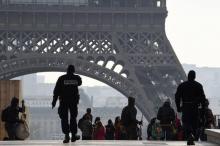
[151,119,164,140]
[83,108,93,122]
[114,116,122,140]
[105,119,115,140]
[121,96,142,140]
[157,99,175,140]
[1,97,26,140]
[93,119,105,140]
[199,99,215,141]
[147,117,156,140]
[80,115,93,140]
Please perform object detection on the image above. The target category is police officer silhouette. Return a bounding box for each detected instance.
[175,70,206,144]
[52,65,82,143]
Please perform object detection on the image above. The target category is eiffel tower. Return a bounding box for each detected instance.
[0,0,186,120]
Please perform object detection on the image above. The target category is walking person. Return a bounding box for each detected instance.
[121,96,142,140]
[52,65,82,143]
[175,70,206,144]
[157,100,175,140]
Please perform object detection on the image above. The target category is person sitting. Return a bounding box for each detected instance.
[1,97,25,140]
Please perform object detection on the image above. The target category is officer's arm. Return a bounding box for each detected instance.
[200,86,206,109]
[21,100,25,113]
[77,76,82,86]
[171,108,175,122]
[131,108,140,124]
[52,77,61,108]
[175,85,182,112]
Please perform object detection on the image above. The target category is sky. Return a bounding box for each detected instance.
[38,0,220,85]
[166,0,220,67]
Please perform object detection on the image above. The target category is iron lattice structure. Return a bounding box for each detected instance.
[0,0,186,120]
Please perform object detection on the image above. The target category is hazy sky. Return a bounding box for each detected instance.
[39,0,220,84]
[166,0,220,67]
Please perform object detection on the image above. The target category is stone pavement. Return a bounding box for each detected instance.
[0,140,218,146]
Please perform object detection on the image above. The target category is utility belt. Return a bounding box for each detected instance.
[160,124,172,126]
[182,102,199,106]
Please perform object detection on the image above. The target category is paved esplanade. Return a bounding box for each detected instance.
[0,141,218,146]
[0,0,186,120]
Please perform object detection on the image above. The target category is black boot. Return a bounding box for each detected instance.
[71,134,80,142]
[187,133,195,145]
[63,134,70,143]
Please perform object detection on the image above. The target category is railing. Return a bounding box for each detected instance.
[215,115,220,128]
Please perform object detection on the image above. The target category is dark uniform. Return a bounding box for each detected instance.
[52,65,82,143]
[175,70,206,140]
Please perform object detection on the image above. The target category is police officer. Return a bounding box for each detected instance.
[52,65,82,143]
[175,70,206,142]
[121,96,142,140]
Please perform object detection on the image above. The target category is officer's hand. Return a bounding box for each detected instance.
[52,101,56,109]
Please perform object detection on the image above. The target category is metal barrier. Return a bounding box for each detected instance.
[214,115,220,128]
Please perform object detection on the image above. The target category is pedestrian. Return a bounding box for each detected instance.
[121,96,142,140]
[93,119,105,140]
[199,99,215,141]
[1,97,26,140]
[80,115,93,140]
[105,119,115,140]
[114,116,121,140]
[175,70,206,144]
[147,117,156,140]
[157,99,175,140]
[151,119,164,140]
[52,65,82,143]
[83,108,93,122]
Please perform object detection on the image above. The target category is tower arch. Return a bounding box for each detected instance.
[0,0,186,120]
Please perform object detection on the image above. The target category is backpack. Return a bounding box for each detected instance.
[78,117,84,131]
[1,107,9,122]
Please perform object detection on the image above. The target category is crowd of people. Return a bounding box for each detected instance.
[78,107,142,141]
[0,65,218,144]
[147,70,216,144]
[147,98,215,141]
